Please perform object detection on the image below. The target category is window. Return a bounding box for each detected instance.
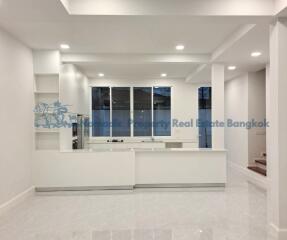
[198,87,212,148]
[153,87,171,136]
[112,87,131,137]
[91,86,171,137]
[92,87,110,136]
[134,87,152,136]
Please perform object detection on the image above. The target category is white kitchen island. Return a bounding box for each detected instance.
[33,148,227,191]
[135,148,226,187]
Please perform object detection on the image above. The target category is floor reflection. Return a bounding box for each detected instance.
[92,228,213,240]
[0,167,275,240]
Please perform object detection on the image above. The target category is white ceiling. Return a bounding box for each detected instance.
[61,0,274,16]
[0,0,272,82]
[190,24,270,82]
[76,62,199,79]
[217,24,269,76]
[0,0,241,53]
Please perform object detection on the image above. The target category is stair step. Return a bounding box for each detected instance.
[248,166,267,176]
[255,160,267,166]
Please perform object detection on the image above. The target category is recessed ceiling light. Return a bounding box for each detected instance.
[60,44,70,50]
[251,51,262,57]
[228,66,237,71]
[175,45,185,51]
[98,73,105,77]
[161,73,167,77]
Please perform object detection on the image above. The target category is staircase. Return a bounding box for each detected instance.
[247,153,267,176]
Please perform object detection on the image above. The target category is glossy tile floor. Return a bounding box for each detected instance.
[0,168,274,240]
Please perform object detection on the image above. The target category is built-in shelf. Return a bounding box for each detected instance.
[32,51,62,150]
[35,131,60,150]
[35,73,59,76]
[34,112,56,115]
[34,70,60,150]
[35,128,59,133]
[35,93,59,106]
[34,74,59,93]
[34,91,59,94]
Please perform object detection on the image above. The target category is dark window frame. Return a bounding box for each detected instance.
[91,86,172,138]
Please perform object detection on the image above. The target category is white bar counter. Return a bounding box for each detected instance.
[134,148,226,187]
[33,148,227,191]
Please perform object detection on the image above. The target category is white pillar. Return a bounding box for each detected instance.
[211,64,225,149]
[268,19,287,240]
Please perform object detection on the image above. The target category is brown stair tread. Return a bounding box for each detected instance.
[255,160,267,166]
[248,166,266,176]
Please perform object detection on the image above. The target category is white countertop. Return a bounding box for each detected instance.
[132,148,226,152]
[60,148,226,153]
[88,139,198,144]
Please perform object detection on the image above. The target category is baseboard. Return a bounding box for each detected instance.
[135,183,225,188]
[0,186,35,216]
[228,161,268,190]
[35,185,134,192]
[269,223,287,240]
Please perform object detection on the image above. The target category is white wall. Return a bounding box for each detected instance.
[0,28,33,206]
[225,74,249,168]
[225,70,266,168]
[60,64,90,150]
[89,78,200,140]
[212,64,225,149]
[268,20,287,238]
[248,70,266,164]
[60,64,89,115]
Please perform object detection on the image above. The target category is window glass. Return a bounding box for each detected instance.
[198,87,212,148]
[112,87,131,137]
[153,87,171,136]
[134,87,152,136]
[92,87,110,136]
